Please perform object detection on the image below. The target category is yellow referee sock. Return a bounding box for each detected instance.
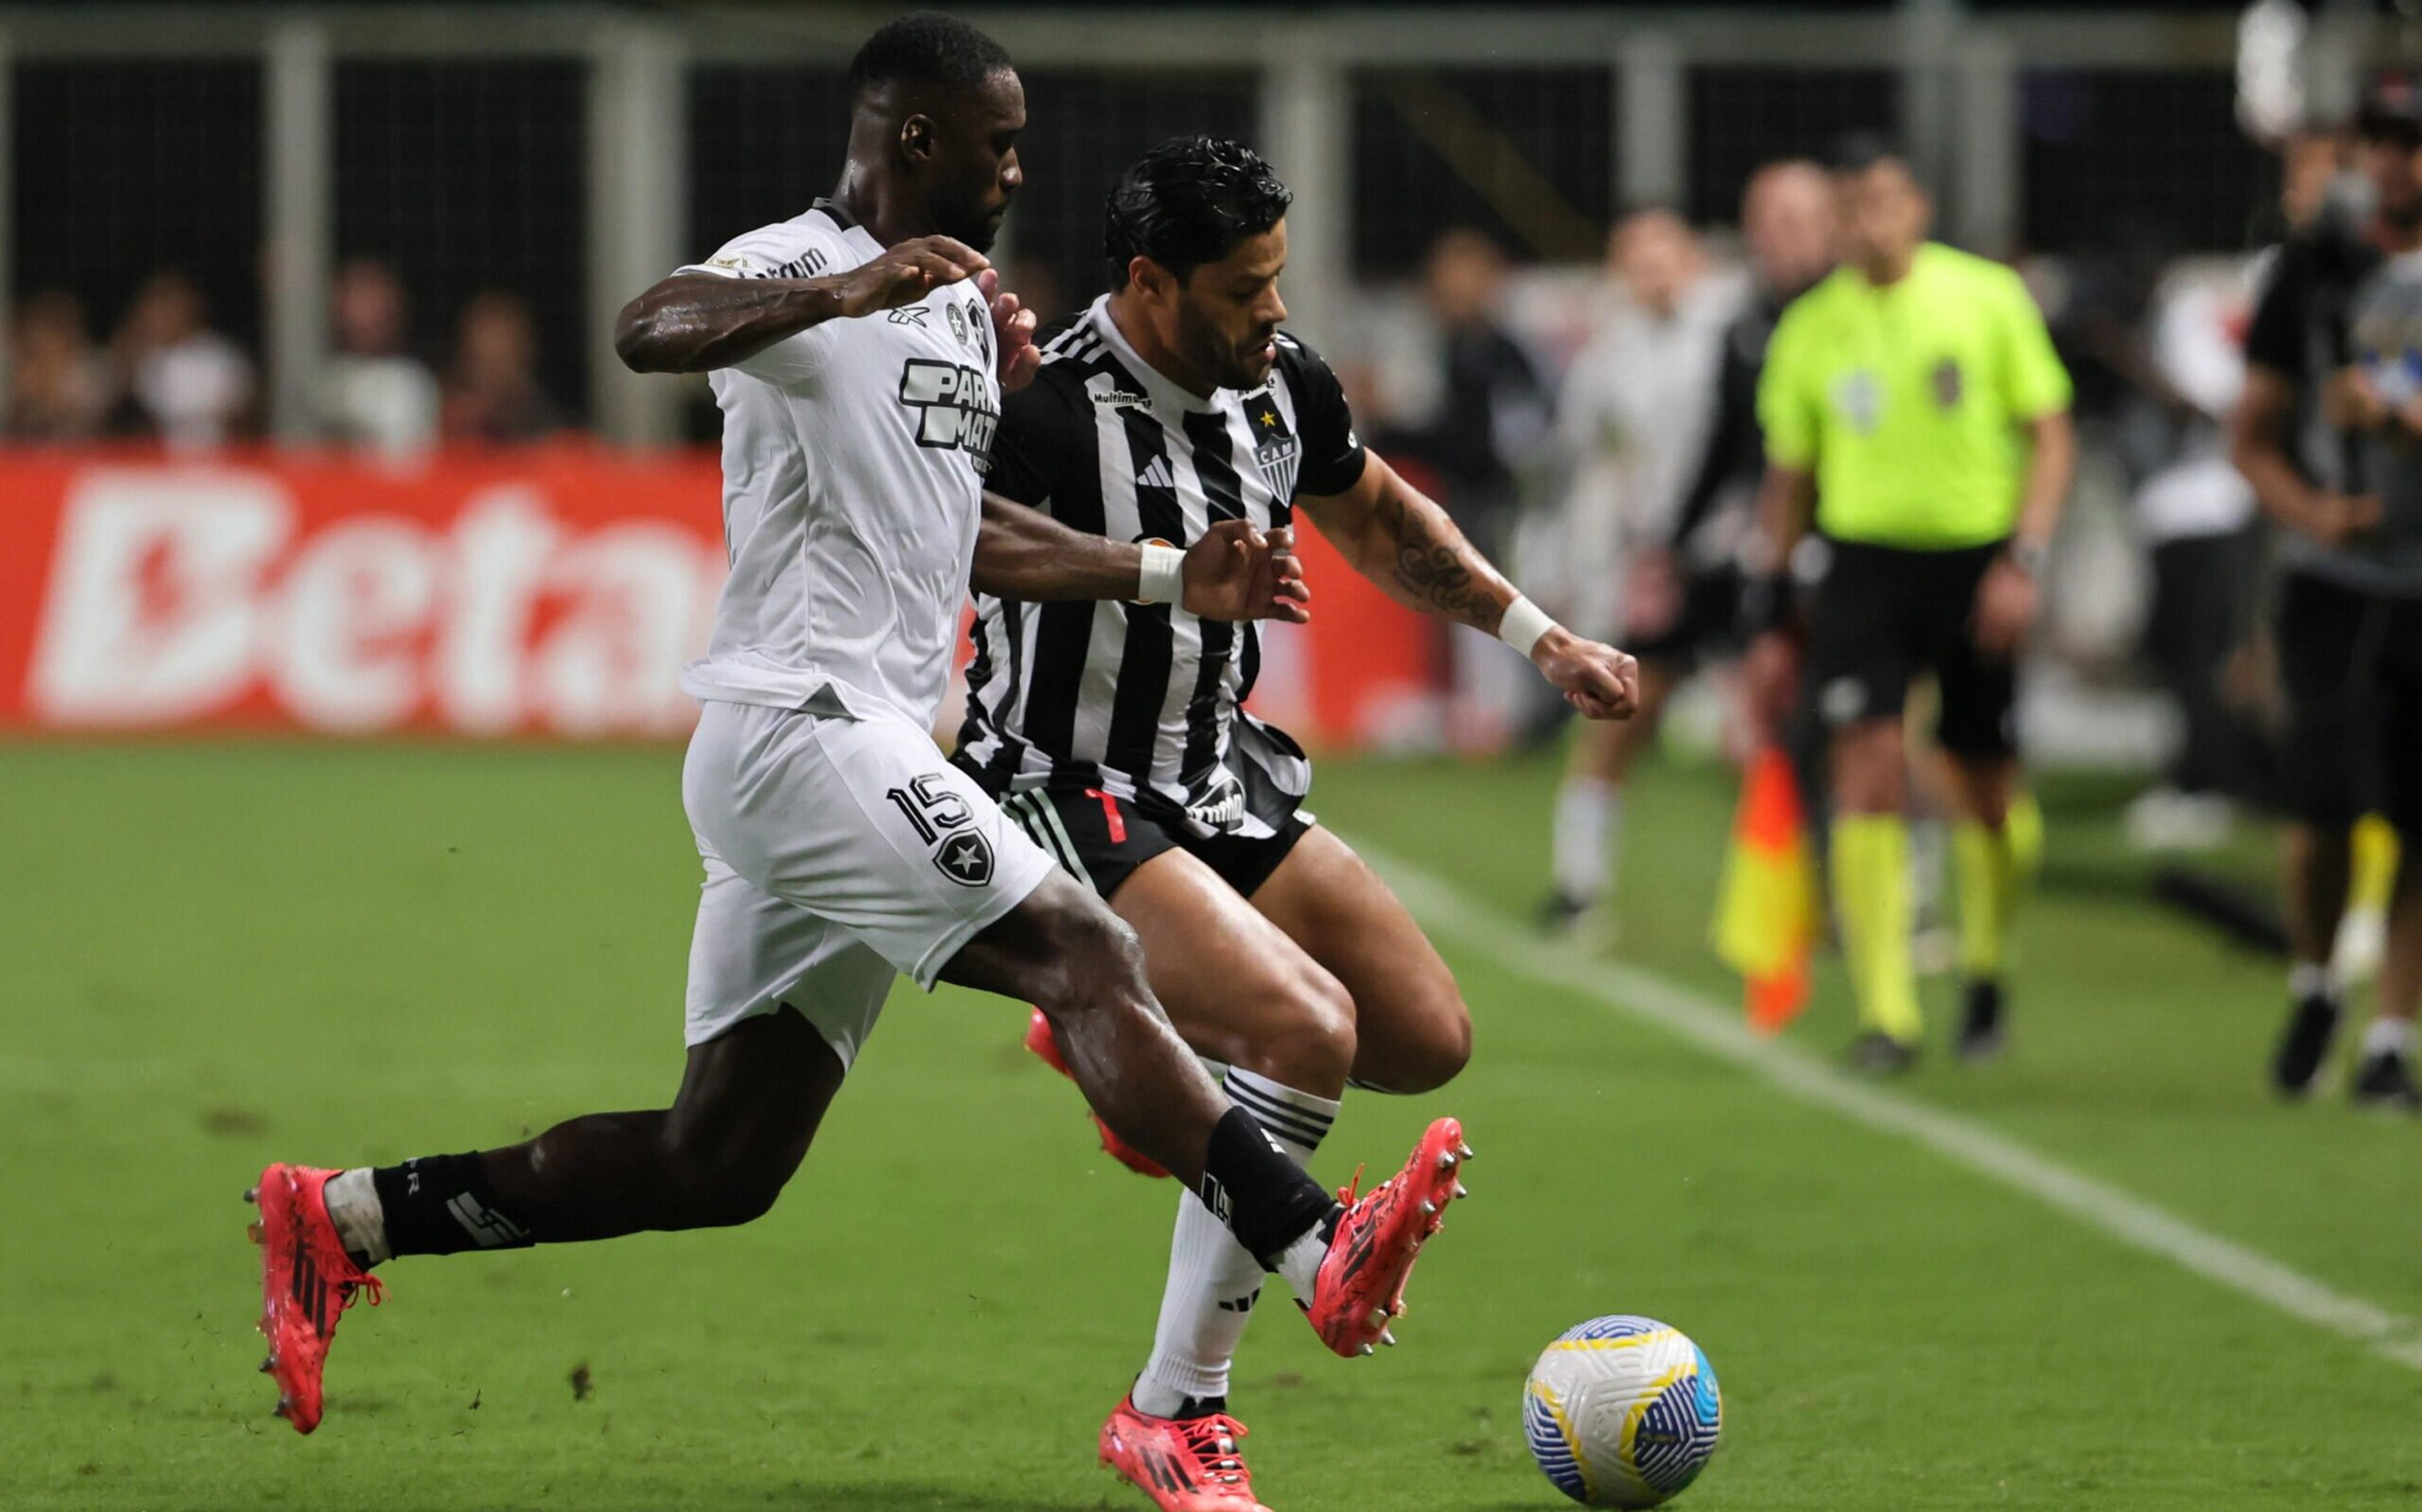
[1953,791,2043,980]
[2352,814,2399,916]
[1832,814,1922,1045]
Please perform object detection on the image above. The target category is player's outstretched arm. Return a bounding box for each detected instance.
[614,236,992,375]
[971,494,1309,622]
[1298,452,1637,718]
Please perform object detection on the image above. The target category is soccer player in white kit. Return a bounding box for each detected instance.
[243,13,1472,1445]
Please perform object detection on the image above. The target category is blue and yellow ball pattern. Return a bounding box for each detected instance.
[1523,1315,1722,1508]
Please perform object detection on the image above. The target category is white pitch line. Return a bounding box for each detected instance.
[1354,840,2422,1374]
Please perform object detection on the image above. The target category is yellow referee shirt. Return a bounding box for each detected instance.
[1758,243,2071,550]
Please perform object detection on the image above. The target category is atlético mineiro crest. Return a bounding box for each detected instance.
[935,830,994,887]
[1254,433,1301,501]
[1248,398,1301,499]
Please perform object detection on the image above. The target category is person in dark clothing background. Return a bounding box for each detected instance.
[1376,227,1550,565]
[2232,72,2422,1110]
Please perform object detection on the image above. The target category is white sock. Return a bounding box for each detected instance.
[1552,777,1620,903]
[322,1167,392,1265]
[2290,960,2342,1003]
[1132,1068,1339,1417]
[2363,1017,2416,1059]
[1272,1224,1330,1301]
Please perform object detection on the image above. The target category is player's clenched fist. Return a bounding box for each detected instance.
[1533,629,1641,720]
[831,235,991,318]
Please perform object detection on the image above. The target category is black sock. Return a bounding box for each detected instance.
[1197,1105,1339,1271]
[369,1152,536,1257]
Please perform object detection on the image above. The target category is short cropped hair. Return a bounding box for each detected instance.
[848,11,1013,99]
[1104,136,1294,290]
[1822,131,1910,177]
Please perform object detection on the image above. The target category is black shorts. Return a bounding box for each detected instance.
[1627,566,1743,673]
[1803,539,2017,759]
[992,782,1313,904]
[2275,570,2422,835]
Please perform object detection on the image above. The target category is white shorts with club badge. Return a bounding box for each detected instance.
[680,697,1056,1069]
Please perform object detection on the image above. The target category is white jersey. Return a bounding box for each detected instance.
[676,200,1003,730]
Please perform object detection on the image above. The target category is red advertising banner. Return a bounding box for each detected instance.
[0,448,1441,744]
[0,447,727,737]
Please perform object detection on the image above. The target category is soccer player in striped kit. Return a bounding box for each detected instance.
[243,16,1473,1448]
[956,136,1641,1511]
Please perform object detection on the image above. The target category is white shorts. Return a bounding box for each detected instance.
[681,698,1055,1067]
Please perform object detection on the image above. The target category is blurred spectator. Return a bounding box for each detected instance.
[111,270,254,450]
[319,259,438,460]
[2124,259,2265,850]
[1375,228,1551,562]
[6,291,113,442]
[2268,125,2349,245]
[1370,228,1553,749]
[1553,207,1736,643]
[442,291,565,444]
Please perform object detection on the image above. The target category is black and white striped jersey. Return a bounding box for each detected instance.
[954,294,1367,839]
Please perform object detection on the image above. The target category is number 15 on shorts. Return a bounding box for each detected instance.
[887,774,995,887]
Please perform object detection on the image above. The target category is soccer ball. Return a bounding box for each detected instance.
[1523,1316,1723,1508]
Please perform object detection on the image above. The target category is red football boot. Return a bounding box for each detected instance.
[1301,1117,1469,1358]
[1099,1394,1273,1511]
[1024,1008,1173,1179]
[247,1163,383,1433]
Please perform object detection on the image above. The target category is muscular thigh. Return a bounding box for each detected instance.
[1249,826,1471,1094]
[1108,846,1353,1083]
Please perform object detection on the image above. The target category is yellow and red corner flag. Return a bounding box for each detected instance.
[1711,745,1821,1036]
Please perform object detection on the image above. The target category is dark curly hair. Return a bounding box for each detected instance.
[848,11,1013,100]
[1104,136,1294,291]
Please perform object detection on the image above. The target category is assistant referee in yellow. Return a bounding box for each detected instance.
[1742,134,2075,1074]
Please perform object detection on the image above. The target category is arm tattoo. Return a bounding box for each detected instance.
[1374,490,1508,631]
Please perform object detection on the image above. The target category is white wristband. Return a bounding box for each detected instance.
[1137,541,1187,605]
[1497,595,1557,659]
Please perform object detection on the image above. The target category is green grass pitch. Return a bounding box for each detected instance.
[6,739,2422,1509]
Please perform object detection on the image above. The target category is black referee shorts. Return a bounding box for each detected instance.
[1803,538,2017,760]
[1627,566,1744,673]
[990,782,1314,904]
[2275,570,2422,836]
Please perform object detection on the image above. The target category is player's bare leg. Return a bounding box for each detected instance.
[1012,849,1469,1509]
[945,869,1466,1358]
[1248,826,1471,1095]
[249,1006,844,1431]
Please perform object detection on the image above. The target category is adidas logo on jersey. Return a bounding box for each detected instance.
[1136,455,1176,491]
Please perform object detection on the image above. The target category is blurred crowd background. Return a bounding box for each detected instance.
[0,0,2406,841]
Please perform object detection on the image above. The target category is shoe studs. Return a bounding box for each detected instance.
[1457,1143,1475,1161]
[1418,1199,1436,1216]
[259,1356,276,1375]
[1357,1342,1374,1357]
[1379,1328,1398,1347]
[272,1395,292,1420]
[243,1187,259,1205]
[1435,1151,1458,1173]
[1453,1182,1469,1200]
